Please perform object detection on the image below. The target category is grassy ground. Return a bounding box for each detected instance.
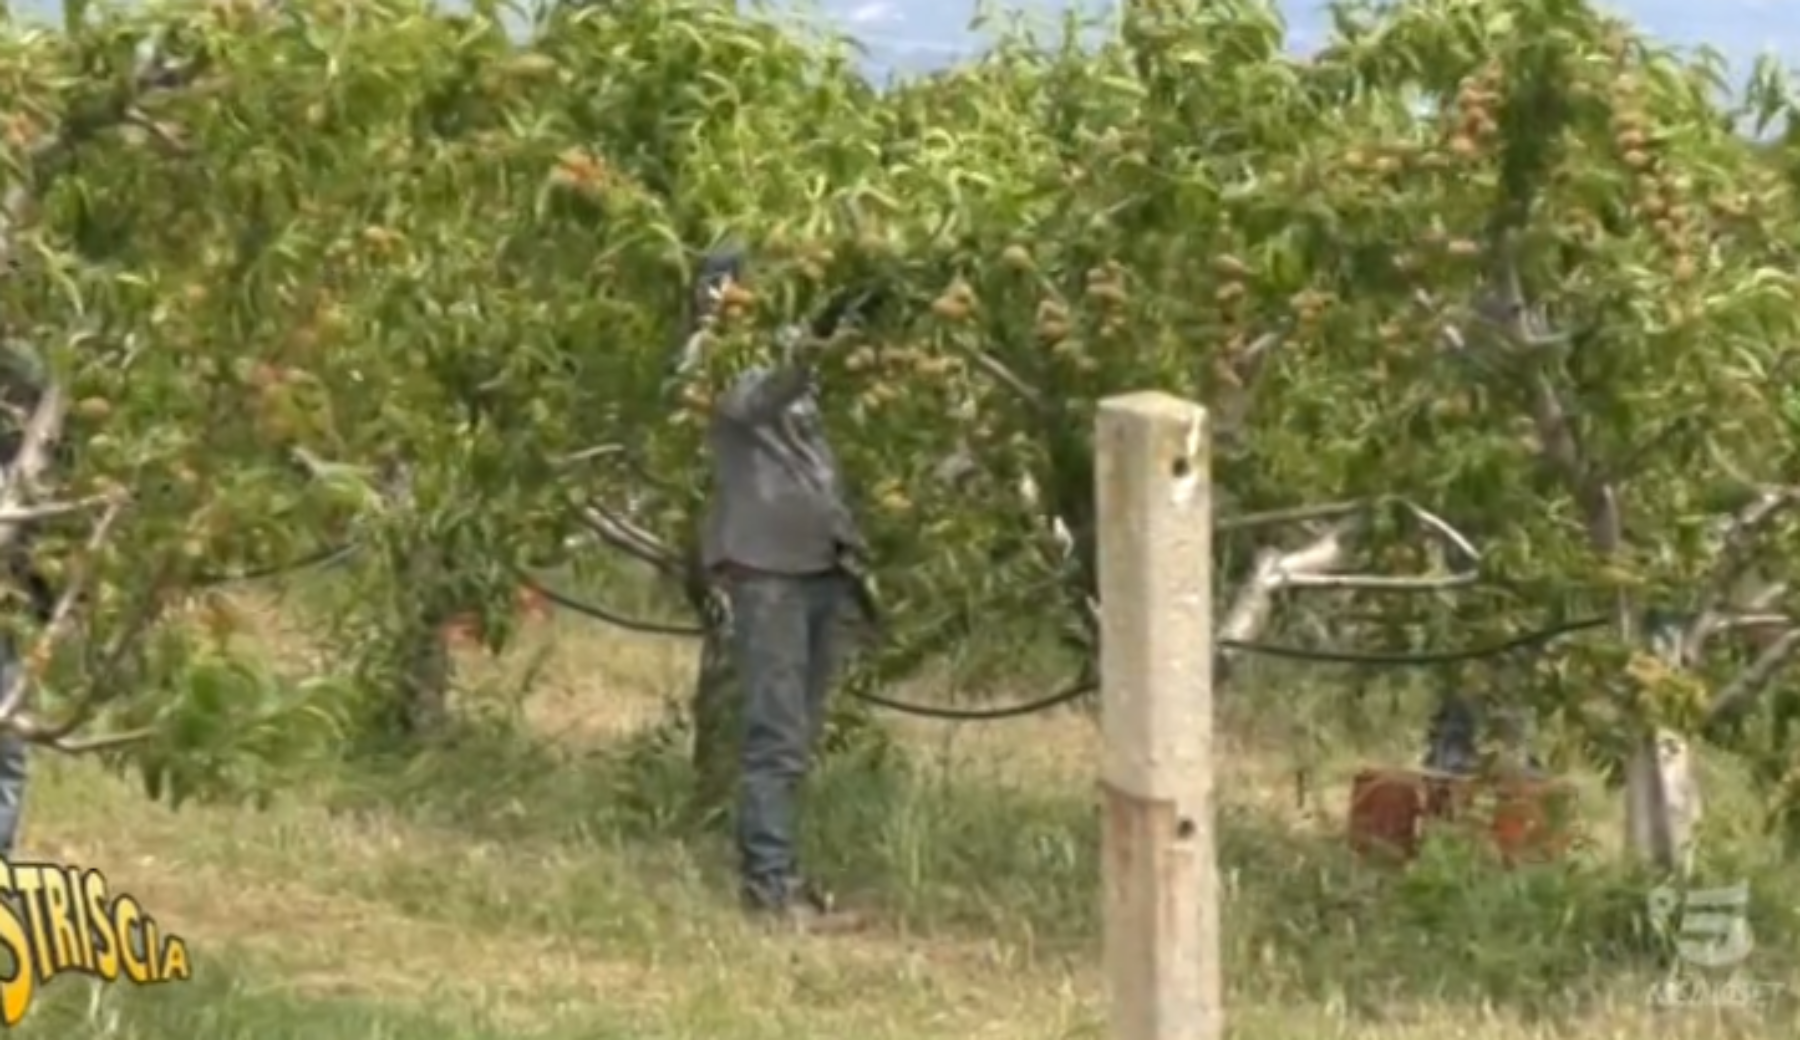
[6,600,1796,1038]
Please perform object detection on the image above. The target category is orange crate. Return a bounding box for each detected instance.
[516,583,550,621]
[441,614,482,647]
[1349,767,1575,866]
[441,586,551,647]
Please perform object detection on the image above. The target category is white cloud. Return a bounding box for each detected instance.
[843,1,901,26]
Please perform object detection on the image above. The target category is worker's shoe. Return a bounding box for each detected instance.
[742,877,866,934]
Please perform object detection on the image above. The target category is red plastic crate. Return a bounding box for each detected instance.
[515,583,550,621]
[1348,767,1575,866]
[442,586,551,647]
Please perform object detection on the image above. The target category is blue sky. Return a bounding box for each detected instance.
[8,0,1798,85]
[817,0,1798,82]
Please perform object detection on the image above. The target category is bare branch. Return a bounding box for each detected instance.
[579,501,679,571]
[931,446,979,486]
[43,725,155,754]
[1705,629,1800,729]
[559,443,626,466]
[1217,521,1353,652]
[1234,328,1284,372]
[958,347,1044,412]
[1707,488,1795,575]
[1216,498,1368,533]
[1008,473,1076,560]
[116,334,149,373]
[579,511,671,569]
[1212,329,1284,448]
[1281,570,1475,591]
[15,553,185,750]
[1402,500,1482,567]
[1528,368,1595,502]
[289,446,374,484]
[0,494,120,525]
[0,496,126,728]
[118,108,189,155]
[0,383,69,552]
[1215,499,1482,674]
[1685,488,1800,655]
[558,441,680,499]
[1736,579,1789,615]
[1710,613,1792,634]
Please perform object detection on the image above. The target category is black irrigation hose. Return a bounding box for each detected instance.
[830,615,1613,721]
[175,536,1616,722]
[519,568,1104,719]
[176,534,707,639]
[521,573,1100,718]
[519,576,708,638]
[190,542,361,587]
[521,568,1612,719]
[1220,614,1611,667]
[846,677,1097,720]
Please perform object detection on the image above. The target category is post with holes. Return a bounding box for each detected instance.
[1096,392,1220,1040]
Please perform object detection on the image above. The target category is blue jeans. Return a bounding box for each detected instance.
[1424,694,1542,776]
[726,569,852,907]
[0,648,26,856]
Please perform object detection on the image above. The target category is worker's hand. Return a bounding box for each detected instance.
[810,284,892,339]
[840,562,883,635]
[776,324,861,382]
[777,322,855,357]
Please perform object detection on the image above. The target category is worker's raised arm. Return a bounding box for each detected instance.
[714,359,814,425]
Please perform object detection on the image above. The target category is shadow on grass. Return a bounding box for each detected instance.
[321,715,1800,1023]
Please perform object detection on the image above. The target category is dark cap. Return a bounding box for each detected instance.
[689,244,747,330]
[668,243,749,382]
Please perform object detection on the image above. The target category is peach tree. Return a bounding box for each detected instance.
[8,0,1800,866]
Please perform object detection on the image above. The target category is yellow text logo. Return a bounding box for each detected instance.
[0,858,189,1027]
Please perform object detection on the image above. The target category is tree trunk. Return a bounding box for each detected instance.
[392,544,456,739]
[688,624,740,828]
[398,610,453,736]
[1625,727,1699,873]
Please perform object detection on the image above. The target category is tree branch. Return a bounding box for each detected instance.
[0,496,126,731]
[43,725,156,754]
[579,500,681,574]
[0,384,69,552]
[1685,487,1799,658]
[0,494,115,525]
[1212,329,1284,450]
[959,346,1044,412]
[559,443,626,465]
[1216,499,1481,676]
[1216,498,1368,533]
[1472,252,1695,870]
[1705,629,1800,730]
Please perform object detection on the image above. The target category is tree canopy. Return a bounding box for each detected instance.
[1,0,1799,852]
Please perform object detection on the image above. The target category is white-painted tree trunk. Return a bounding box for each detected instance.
[1624,727,1700,874]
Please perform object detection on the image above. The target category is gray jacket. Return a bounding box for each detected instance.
[700,364,863,575]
